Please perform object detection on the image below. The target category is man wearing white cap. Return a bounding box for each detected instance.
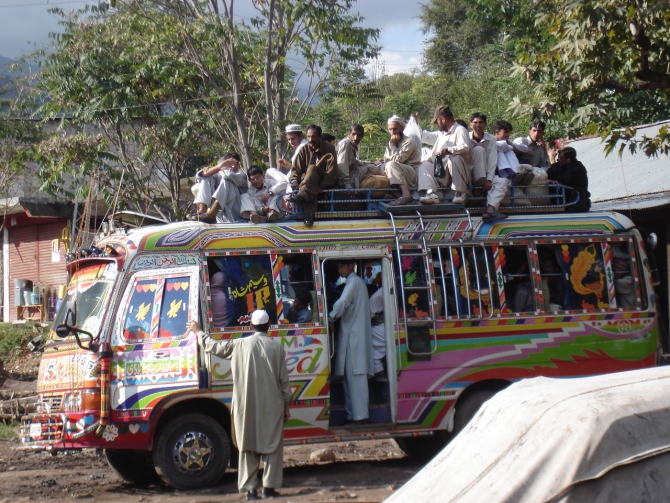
[188,310,291,500]
[277,123,307,174]
[378,115,422,206]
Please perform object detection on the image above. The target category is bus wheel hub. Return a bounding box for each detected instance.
[173,431,214,473]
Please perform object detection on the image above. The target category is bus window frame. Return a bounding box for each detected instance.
[203,249,322,336]
[117,266,199,344]
[532,235,644,314]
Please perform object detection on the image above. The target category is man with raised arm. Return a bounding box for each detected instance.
[277,123,307,174]
[191,152,248,223]
[188,310,291,501]
[516,121,551,170]
[287,124,338,227]
[336,124,376,188]
[380,115,422,206]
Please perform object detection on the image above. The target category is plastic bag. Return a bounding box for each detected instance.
[404,116,422,153]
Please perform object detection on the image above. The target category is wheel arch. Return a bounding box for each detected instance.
[457,378,511,404]
[150,395,232,450]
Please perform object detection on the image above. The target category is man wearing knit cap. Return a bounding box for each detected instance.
[379,115,422,205]
[277,123,307,173]
[188,310,291,500]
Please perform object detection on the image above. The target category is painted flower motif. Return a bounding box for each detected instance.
[102,424,119,442]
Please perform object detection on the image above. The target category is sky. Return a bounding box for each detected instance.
[0,0,428,75]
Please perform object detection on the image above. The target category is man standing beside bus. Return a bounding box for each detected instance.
[328,261,374,425]
[188,310,291,500]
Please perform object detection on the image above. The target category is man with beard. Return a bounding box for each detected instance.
[288,124,338,226]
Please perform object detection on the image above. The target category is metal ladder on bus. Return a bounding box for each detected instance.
[386,207,474,357]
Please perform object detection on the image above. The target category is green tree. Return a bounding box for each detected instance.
[0,70,43,232]
[38,4,225,220]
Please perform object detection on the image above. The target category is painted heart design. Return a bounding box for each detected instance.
[166,283,174,291]
[181,282,189,290]
[149,284,156,292]
[129,424,140,434]
[83,414,95,425]
[136,285,143,293]
[139,423,150,433]
[118,425,129,435]
[142,284,151,293]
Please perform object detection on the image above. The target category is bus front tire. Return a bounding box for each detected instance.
[105,449,159,483]
[153,413,230,489]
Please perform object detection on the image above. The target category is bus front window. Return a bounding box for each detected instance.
[51,262,117,340]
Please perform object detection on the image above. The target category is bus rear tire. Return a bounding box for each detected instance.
[153,413,230,489]
[452,389,497,435]
[105,449,159,483]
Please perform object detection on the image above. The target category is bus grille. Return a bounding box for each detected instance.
[20,413,65,447]
[39,394,63,414]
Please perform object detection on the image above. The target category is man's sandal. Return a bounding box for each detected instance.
[390,196,414,206]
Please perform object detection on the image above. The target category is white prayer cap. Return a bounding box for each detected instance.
[191,183,200,197]
[285,123,303,134]
[251,309,270,325]
[387,115,406,127]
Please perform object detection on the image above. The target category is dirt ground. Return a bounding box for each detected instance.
[0,438,421,503]
[0,375,423,503]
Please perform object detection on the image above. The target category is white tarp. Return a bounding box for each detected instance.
[386,366,670,503]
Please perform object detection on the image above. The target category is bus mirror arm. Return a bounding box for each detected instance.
[54,322,96,352]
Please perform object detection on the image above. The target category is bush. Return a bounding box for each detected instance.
[0,323,34,364]
[0,421,19,441]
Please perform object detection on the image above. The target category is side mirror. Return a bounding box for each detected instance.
[55,324,71,338]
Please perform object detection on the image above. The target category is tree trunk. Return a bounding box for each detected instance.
[264,0,276,167]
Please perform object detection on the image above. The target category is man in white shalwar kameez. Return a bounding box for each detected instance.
[328,261,374,423]
[189,310,291,500]
[239,166,288,223]
[192,153,248,223]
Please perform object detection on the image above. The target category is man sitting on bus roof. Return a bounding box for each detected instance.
[287,124,339,227]
[191,153,248,224]
[418,106,472,204]
[277,123,307,174]
[516,121,551,170]
[239,166,288,224]
[336,124,376,188]
[378,115,423,206]
[547,146,591,212]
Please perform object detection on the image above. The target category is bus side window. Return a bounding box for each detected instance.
[209,255,277,327]
[158,277,191,339]
[394,253,430,319]
[123,279,156,340]
[433,248,457,317]
[611,242,637,309]
[278,253,318,324]
[122,276,192,340]
[487,246,535,313]
[540,243,609,311]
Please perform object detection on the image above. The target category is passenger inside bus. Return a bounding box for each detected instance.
[369,272,386,379]
[612,244,636,308]
[210,272,236,327]
[539,255,565,311]
[511,263,535,313]
[285,289,312,323]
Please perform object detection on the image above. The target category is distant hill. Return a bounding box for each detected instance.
[0,55,17,72]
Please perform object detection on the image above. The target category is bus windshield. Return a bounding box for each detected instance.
[51,262,118,341]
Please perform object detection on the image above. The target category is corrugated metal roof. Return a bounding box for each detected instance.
[570,120,670,205]
[590,192,670,212]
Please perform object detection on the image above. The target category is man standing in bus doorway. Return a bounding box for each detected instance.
[328,260,374,425]
[188,310,292,500]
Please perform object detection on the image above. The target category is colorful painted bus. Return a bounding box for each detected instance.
[20,209,662,489]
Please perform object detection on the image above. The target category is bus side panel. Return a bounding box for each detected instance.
[208,328,332,441]
[394,314,657,430]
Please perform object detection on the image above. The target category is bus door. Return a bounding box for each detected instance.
[319,250,396,428]
[110,266,200,421]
